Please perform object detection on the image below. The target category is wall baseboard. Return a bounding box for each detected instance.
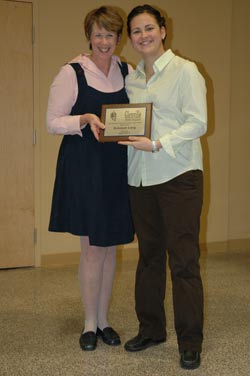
[41,243,139,267]
[200,238,250,252]
[41,238,250,267]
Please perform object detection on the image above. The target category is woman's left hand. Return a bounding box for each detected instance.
[118,136,153,152]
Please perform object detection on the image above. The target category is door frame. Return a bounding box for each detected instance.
[6,0,41,266]
[32,0,41,267]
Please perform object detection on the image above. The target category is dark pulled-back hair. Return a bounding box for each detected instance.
[127,4,166,37]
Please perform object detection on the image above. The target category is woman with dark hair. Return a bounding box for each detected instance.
[47,6,134,351]
[119,4,207,370]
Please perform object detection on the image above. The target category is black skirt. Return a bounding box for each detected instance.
[49,129,134,247]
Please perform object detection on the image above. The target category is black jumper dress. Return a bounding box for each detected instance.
[49,62,134,247]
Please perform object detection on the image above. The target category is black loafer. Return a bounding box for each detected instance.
[124,334,166,352]
[79,331,97,351]
[97,327,121,346]
[180,351,201,369]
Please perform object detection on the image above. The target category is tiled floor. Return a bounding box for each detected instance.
[0,248,250,376]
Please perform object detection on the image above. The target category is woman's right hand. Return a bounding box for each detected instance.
[80,113,105,141]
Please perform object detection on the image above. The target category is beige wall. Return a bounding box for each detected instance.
[229,0,250,245]
[34,0,250,262]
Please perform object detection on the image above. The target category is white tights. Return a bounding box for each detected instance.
[78,236,117,333]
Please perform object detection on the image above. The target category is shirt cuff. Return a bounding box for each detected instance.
[159,136,176,159]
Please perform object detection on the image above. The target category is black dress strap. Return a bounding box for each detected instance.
[69,62,87,85]
[70,61,128,83]
[118,62,129,83]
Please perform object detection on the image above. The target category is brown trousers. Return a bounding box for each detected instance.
[129,170,204,353]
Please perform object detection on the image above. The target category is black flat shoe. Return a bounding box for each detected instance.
[79,331,97,351]
[124,334,166,352]
[97,327,121,346]
[180,351,201,370]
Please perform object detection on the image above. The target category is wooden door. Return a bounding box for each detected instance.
[0,0,34,268]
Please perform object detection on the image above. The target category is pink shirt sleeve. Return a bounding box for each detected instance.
[46,65,82,136]
[46,55,134,136]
